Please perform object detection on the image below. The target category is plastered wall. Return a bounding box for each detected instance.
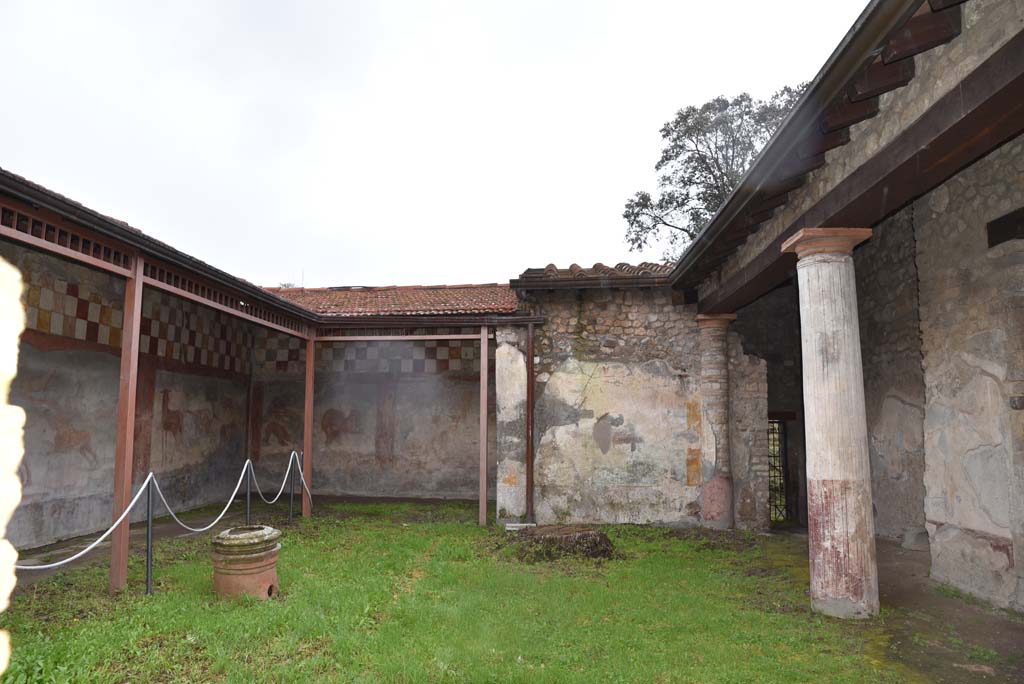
[914,136,1024,610]
[518,288,768,526]
[251,332,497,500]
[1,241,252,550]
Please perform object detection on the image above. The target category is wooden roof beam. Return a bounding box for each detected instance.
[850,56,916,102]
[882,5,961,64]
[799,129,851,159]
[758,173,810,201]
[927,0,968,12]
[822,94,880,133]
[698,31,1024,315]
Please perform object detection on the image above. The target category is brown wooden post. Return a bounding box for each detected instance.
[479,326,489,526]
[110,255,144,593]
[302,335,315,517]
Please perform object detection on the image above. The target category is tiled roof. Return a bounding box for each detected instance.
[265,284,519,317]
[511,262,674,289]
[0,167,309,317]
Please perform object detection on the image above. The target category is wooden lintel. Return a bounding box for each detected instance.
[822,95,880,133]
[851,56,916,102]
[883,5,961,64]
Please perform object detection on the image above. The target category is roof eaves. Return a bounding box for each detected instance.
[667,0,922,288]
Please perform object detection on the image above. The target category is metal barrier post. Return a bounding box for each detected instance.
[289,453,295,521]
[245,461,251,526]
[146,477,154,595]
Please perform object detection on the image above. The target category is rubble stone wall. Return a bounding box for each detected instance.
[522,288,767,525]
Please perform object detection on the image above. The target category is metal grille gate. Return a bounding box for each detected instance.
[768,419,788,522]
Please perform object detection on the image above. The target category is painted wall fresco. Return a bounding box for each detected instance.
[252,334,498,500]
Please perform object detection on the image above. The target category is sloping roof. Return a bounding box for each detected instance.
[511,262,674,290]
[0,167,311,319]
[668,0,948,291]
[0,167,526,323]
[265,284,519,317]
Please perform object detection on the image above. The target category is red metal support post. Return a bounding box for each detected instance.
[302,336,315,517]
[478,325,489,526]
[110,255,144,593]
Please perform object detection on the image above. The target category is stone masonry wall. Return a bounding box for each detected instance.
[733,284,806,524]
[728,333,769,530]
[914,136,1024,610]
[524,287,767,525]
[854,207,927,541]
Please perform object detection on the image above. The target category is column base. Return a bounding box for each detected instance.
[811,596,879,620]
[701,474,734,529]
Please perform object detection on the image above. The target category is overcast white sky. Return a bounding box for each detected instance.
[2,1,865,288]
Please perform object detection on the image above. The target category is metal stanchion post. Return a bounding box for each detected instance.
[146,477,154,595]
[245,462,251,526]
[289,453,295,521]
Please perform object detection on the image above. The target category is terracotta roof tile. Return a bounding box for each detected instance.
[265,284,519,317]
[511,261,674,289]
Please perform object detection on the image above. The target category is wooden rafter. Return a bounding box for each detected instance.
[799,129,851,159]
[699,31,1024,315]
[882,5,961,64]
[822,94,880,133]
[850,57,916,101]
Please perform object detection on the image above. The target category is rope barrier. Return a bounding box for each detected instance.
[14,472,155,571]
[252,451,313,511]
[151,460,251,534]
[14,451,310,571]
[251,452,296,505]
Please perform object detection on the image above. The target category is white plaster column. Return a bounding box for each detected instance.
[697,313,736,529]
[782,227,878,619]
[494,326,528,522]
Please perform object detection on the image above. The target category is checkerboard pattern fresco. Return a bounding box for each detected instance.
[4,241,256,374]
[3,240,127,347]
[140,290,255,374]
[252,327,494,375]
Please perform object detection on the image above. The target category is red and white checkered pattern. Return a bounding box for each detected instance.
[140,290,254,374]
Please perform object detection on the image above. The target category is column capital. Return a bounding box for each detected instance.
[781,228,873,259]
[696,313,737,330]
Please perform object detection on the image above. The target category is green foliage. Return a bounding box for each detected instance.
[624,86,805,259]
[2,503,908,683]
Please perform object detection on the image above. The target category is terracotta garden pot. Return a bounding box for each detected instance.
[212,525,282,599]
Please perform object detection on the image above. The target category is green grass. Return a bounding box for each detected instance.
[1,502,910,683]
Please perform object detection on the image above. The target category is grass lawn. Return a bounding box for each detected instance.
[1,501,915,683]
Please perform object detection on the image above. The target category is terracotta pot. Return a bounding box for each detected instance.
[212,525,282,599]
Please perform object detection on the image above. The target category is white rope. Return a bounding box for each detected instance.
[251,453,295,504]
[14,473,155,570]
[16,450,313,570]
[293,451,314,512]
[151,459,251,533]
